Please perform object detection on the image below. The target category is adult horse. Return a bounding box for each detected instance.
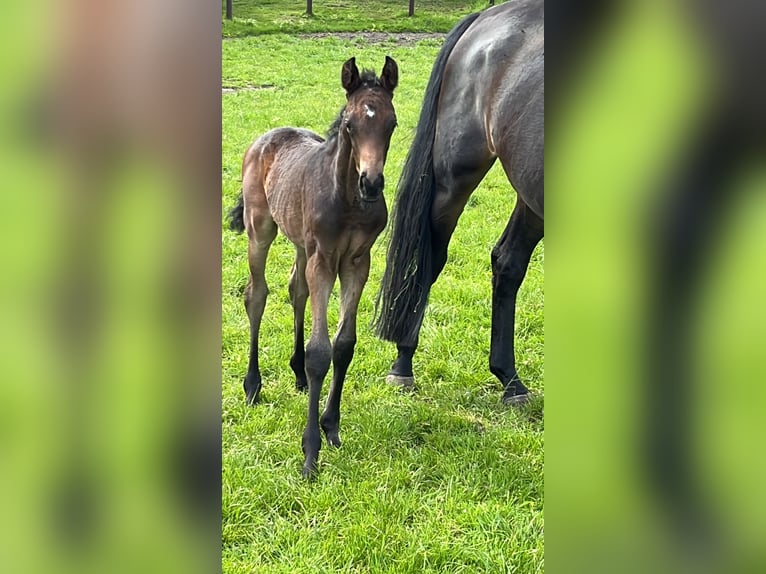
[229,57,399,477]
[374,0,543,404]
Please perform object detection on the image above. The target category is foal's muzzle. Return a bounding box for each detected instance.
[359,172,384,202]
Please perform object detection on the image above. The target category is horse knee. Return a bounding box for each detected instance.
[288,277,307,305]
[246,210,277,242]
[244,280,267,312]
[305,337,332,381]
[243,282,253,309]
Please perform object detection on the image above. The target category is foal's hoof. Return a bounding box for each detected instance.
[502,392,531,406]
[386,374,415,391]
[243,378,262,405]
[324,430,341,448]
[245,390,261,405]
[301,466,317,480]
[320,416,342,448]
[301,461,319,480]
[295,379,308,393]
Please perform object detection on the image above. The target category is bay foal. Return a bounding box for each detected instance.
[228,57,398,477]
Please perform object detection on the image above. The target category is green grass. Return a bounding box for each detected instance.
[222,0,493,37]
[222,32,543,574]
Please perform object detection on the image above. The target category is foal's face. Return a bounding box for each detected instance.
[341,57,399,203]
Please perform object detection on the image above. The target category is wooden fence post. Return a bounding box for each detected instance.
[226,0,232,20]
[409,0,415,17]
[307,0,313,16]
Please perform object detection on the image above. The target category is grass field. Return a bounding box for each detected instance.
[222,14,544,573]
[222,0,488,37]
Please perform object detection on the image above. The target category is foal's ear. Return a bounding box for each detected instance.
[380,56,398,94]
[341,57,361,96]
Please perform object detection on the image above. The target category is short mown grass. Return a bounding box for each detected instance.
[222,26,544,574]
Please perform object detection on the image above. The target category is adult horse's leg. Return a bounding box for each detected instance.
[388,157,494,387]
[242,207,277,404]
[288,247,309,392]
[320,253,370,447]
[489,201,543,404]
[301,251,335,478]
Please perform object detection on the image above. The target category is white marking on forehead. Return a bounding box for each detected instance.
[364,104,376,118]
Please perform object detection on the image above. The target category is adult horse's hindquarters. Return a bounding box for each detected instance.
[374,0,544,404]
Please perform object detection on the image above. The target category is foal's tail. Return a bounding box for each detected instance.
[373,10,481,344]
[227,191,246,234]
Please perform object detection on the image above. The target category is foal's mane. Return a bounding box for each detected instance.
[326,107,347,140]
[326,69,381,140]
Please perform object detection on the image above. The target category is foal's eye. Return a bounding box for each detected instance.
[345,122,354,133]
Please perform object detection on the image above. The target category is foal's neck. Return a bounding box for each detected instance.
[331,132,360,205]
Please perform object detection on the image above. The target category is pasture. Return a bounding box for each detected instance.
[222,0,487,37]
[222,22,544,574]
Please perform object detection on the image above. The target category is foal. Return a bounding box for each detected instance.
[228,57,398,477]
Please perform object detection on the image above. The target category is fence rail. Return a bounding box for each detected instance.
[224,1,496,20]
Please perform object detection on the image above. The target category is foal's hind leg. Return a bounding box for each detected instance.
[288,247,309,391]
[489,201,543,404]
[243,210,278,404]
[320,253,370,448]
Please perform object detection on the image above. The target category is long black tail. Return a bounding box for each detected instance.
[227,192,245,234]
[373,10,481,343]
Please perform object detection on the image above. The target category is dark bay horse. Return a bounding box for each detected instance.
[228,57,398,478]
[374,0,543,404]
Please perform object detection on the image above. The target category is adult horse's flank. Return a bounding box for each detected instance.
[228,57,398,478]
[374,0,543,404]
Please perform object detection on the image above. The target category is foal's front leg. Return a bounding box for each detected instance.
[301,251,335,479]
[320,253,370,448]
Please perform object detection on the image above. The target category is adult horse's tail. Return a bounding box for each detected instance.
[227,191,246,234]
[374,11,480,343]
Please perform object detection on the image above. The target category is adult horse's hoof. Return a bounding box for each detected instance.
[502,392,531,406]
[386,374,415,391]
